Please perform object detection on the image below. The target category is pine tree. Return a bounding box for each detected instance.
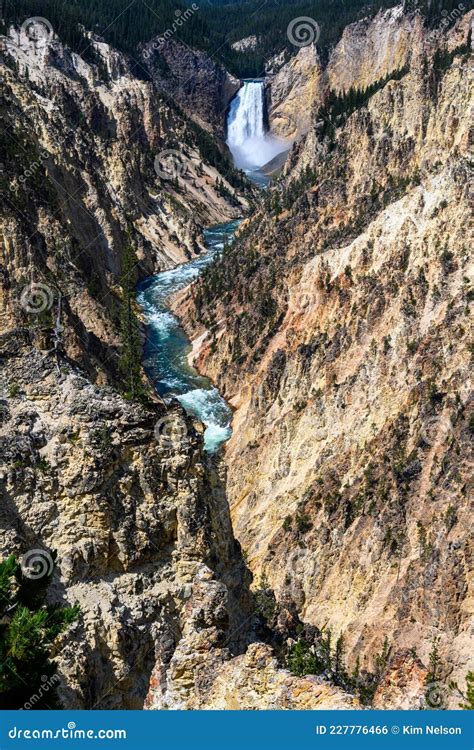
[286,639,319,677]
[334,634,345,681]
[426,637,442,683]
[119,239,147,401]
[424,636,447,709]
[321,628,332,670]
[351,654,361,684]
[253,573,276,626]
[459,672,474,710]
[374,635,391,679]
[0,555,79,709]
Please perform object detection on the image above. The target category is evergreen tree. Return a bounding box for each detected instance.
[351,654,361,684]
[253,573,276,626]
[119,239,147,401]
[0,555,79,709]
[459,672,474,710]
[2,0,465,80]
[286,639,319,677]
[424,637,447,709]
[334,634,345,680]
[425,637,442,683]
[374,635,391,679]
[321,627,332,670]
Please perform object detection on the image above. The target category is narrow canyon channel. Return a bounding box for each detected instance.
[137,80,287,452]
[136,221,238,452]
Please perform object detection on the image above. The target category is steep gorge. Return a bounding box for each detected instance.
[176,7,474,707]
[0,5,472,712]
[0,22,253,708]
[0,25,247,381]
[0,19,357,710]
[266,5,421,140]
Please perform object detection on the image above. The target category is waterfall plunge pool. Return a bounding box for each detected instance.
[137,222,239,453]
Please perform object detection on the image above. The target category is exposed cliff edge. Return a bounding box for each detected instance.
[0,324,357,710]
[266,6,420,141]
[0,24,248,381]
[266,6,466,141]
[266,44,323,139]
[141,38,240,135]
[176,8,474,707]
[1,22,359,710]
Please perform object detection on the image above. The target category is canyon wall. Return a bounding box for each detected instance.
[142,38,240,135]
[179,9,474,706]
[0,25,247,381]
[0,23,248,708]
[266,44,323,139]
[266,6,461,140]
[0,22,357,710]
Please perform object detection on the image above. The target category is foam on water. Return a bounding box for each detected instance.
[137,221,239,452]
[177,388,232,452]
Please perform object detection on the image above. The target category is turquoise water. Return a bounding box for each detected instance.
[136,221,239,453]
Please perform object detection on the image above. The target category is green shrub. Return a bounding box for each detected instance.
[286,639,320,677]
[253,574,276,625]
[0,555,79,709]
[459,672,474,710]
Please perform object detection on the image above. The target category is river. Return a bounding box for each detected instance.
[137,81,278,453]
[136,221,239,453]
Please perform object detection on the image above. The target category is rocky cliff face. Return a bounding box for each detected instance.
[142,38,240,135]
[0,333,357,710]
[0,22,358,710]
[1,335,227,707]
[146,639,358,709]
[326,5,417,93]
[0,22,248,708]
[266,44,323,139]
[0,24,247,380]
[268,6,437,140]
[177,9,474,707]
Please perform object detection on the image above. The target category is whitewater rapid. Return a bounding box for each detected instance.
[137,222,238,453]
[226,80,288,172]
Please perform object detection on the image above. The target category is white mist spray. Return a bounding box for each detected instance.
[226,81,288,171]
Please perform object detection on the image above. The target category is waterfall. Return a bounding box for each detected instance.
[226,81,288,172]
[227,81,265,149]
